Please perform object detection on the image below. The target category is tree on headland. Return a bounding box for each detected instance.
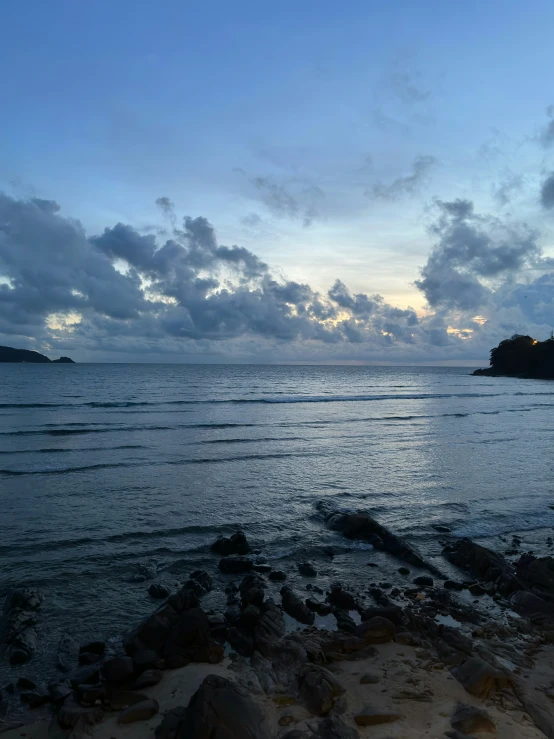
[473,333,554,378]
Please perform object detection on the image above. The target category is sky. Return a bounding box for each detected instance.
[1,0,554,363]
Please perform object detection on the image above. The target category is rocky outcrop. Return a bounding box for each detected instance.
[281,586,315,625]
[297,664,346,716]
[123,577,223,668]
[319,504,440,574]
[1,588,43,664]
[211,531,251,556]
[0,345,75,363]
[451,657,511,699]
[170,674,273,738]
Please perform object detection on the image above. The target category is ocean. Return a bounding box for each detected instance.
[1,363,553,682]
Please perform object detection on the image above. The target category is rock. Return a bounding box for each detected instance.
[79,640,105,656]
[509,590,554,616]
[451,702,496,733]
[398,567,410,575]
[468,583,486,596]
[395,631,417,645]
[227,627,255,657]
[433,524,451,533]
[239,573,266,608]
[132,648,159,673]
[355,616,395,644]
[327,584,356,610]
[281,586,315,625]
[359,605,405,626]
[269,570,287,581]
[102,655,134,684]
[211,530,252,556]
[321,506,439,573]
[413,576,434,587]
[278,714,296,726]
[69,664,100,688]
[48,681,72,703]
[239,604,261,630]
[359,673,380,684]
[190,570,213,593]
[298,562,318,577]
[20,690,50,708]
[254,601,285,655]
[130,564,157,582]
[135,669,163,689]
[333,610,357,633]
[163,607,224,668]
[154,706,187,739]
[16,677,36,690]
[75,683,107,705]
[0,722,24,734]
[444,580,464,591]
[316,714,360,738]
[443,538,521,595]
[107,689,149,710]
[117,698,159,724]
[149,583,171,599]
[282,732,311,739]
[57,700,104,729]
[178,674,273,738]
[306,598,332,616]
[79,650,103,667]
[353,705,401,726]
[297,664,346,716]
[452,657,511,699]
[218,556,253,573]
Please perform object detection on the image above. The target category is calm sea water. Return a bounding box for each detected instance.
[1,363,553,681]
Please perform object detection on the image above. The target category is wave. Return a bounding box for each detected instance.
[0,444,145,456]
[0,449,323,476]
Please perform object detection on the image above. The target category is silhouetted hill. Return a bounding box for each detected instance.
[473,334,554,379]
[0,345,75,363]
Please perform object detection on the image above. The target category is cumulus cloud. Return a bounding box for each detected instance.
[540,172,554,209]
[415,199,542,310]
[0,191,552,363]
[367,155,437,201]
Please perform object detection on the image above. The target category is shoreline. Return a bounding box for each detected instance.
[2,510,554,738]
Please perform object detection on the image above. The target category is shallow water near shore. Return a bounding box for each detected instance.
[1,363,553,685]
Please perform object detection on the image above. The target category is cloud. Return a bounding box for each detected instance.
[0,192,552,364]
[415,199,542,310]
[253,176,325,226]
[540,172,554,209]
[367,155,437,201]
[492,171,525,206]
[539,105,554,147]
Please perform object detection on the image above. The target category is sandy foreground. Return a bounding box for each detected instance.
[3,641,553,739]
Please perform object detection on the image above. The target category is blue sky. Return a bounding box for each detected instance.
[1,1,553,362]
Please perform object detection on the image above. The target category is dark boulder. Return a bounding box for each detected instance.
[327,585,356,611]
[101,656,134,684]
[117,698,159,724]
[321,506,439,573]
[281,586,315,625]
[355,617,395,644]
[176,674,272,738]
[239,573,266,608]
[218,557,253,574]
[57,700,104,730]
[413,576,433,587]
[452,657,511,699]
[269,570,287,581]
[298,562,317,577]
[1,588,43,665]
[69,665,101,688]
[515,554,554,599]
[149,583,171,599]
[132,648,159,673]
[79,640,105,657]
[297,664,346,716]
[254,600,285,656]
[211,531,251,556]
[189,570,213,593]
[163,608,224,669]
[227,627,255,657]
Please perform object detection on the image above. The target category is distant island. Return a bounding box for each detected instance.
[0,345,75,363]
[473,334,554,379]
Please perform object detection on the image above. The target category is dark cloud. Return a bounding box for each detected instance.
[415,199,541,310]
[155,196,177,227]
[367,155,437,201]
[540,172,554,209]
[1,192,552,364]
